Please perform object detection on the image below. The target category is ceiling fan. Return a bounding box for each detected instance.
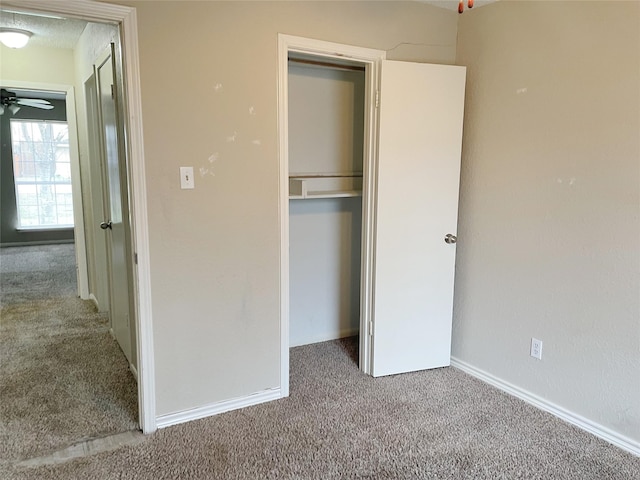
[0,88,54,115]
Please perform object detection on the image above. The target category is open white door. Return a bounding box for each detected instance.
[371,60,466,377]
[96,45,133,365]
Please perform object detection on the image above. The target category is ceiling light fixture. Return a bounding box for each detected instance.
[0,28,32,48]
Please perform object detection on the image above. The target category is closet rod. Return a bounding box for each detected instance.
[289,173,363,178]
[288,57,365,72]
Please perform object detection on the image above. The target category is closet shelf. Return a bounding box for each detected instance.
[289,174,363,200]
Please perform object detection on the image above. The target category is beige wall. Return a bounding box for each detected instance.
[454,1,639,443]
[0,44,75,85]
[115,0,458,416]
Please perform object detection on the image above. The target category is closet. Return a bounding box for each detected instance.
[280,35,466,382]
[288,56,365,347]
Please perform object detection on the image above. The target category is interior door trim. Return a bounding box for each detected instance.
[277,34,386,396]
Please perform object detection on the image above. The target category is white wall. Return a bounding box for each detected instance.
[454,1,640,445]
[74,22,119,83]
[288,64,365,175]
[119,0,458,416]
[290,198,362,347]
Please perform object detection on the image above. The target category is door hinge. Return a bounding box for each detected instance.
[111,84,115,99]
[134,252,138,265]
[375,90,380,108]
[368,321,374,336]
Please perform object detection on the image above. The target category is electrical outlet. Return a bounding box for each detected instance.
[530,338,543,360]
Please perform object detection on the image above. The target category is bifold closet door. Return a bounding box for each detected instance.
[371,61,466,377]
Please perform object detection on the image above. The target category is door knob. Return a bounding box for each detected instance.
[444,233,457,244]
[100,221,112,230]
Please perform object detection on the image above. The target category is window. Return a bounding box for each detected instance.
[10,119,74,229]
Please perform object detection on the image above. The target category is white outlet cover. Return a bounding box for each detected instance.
[530,338,543,360]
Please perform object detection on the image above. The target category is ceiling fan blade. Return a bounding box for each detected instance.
[17,98,52,105]
[16,100,54,109]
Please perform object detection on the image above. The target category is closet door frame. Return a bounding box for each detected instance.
[277,34,385,396]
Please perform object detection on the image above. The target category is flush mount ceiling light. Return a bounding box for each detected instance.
[0,28,32,48]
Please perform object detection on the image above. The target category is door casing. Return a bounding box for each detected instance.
[278,34,386,396]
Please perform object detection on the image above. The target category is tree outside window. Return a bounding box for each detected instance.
[10,119,74,229]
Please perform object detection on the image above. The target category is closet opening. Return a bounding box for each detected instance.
[278,35,387,396]
[288,53,365,356]
[280,35,466,394]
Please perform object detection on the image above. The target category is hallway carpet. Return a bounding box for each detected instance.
[4,334,639,479]
[0,244,138,469]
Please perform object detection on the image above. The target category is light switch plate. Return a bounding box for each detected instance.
[180,167,194,189]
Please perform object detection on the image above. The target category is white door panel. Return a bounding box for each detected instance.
[372,60,466,377]
[97,46,132,364]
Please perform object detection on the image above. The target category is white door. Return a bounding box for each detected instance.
[96,46,133,364]
[84,75,111,312]
[371,60,466,377]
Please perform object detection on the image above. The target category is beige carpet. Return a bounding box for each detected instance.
[0,245,138,467]
[3,335,639,479]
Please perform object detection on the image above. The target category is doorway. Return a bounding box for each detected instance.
[288,56,365,350]
[278,35,467,394]
[0,0,154,433]
[0,83,89,297]
[279,36,385,396]
[0,25,138,463]
[0,90,74,246]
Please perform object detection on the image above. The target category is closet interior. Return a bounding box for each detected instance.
[288,55,366,348]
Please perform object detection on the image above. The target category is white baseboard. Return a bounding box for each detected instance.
[450,357,640,457]
[156,387,282,429]
[129,363,138,381]
[88,293,99,309]
[290,327,359,348]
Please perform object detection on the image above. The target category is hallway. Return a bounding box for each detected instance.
[0,244,138,466]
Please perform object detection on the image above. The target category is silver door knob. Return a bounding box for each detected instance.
[100,221,112,230]
[444,233,457,244]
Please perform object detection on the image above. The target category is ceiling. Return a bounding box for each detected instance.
[422,0,498,11]
[0,9,87,49]
[0,1,497,52]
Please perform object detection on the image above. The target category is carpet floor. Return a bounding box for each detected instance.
[3,335,639,479]
[0,244,138,468]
